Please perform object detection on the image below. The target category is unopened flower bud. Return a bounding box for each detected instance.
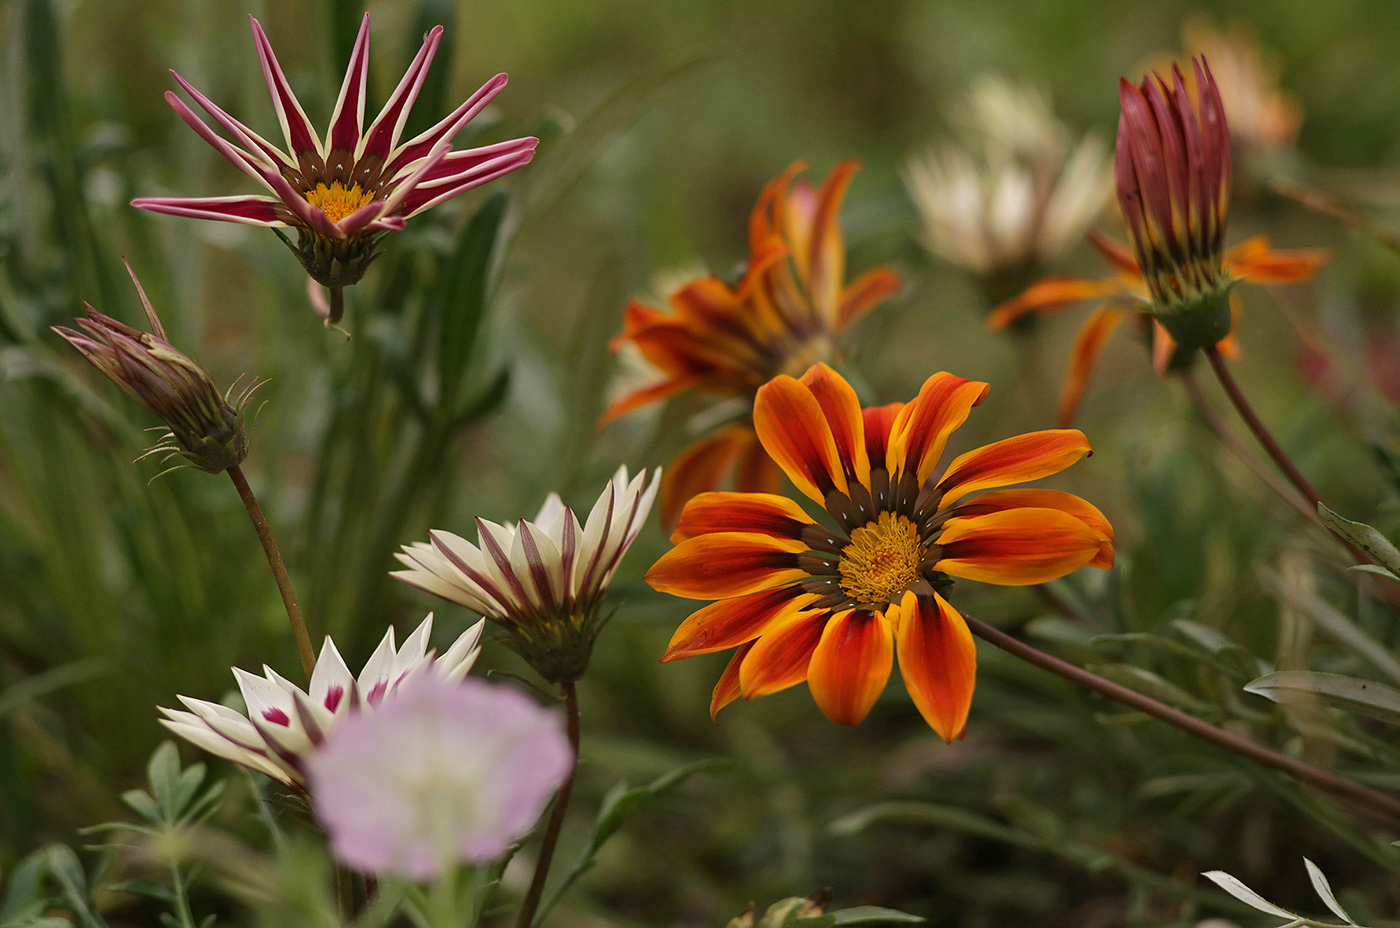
[53,263,253,475]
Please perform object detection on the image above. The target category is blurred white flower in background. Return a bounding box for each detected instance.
[904,75,1111,279]
[308,675,572,879]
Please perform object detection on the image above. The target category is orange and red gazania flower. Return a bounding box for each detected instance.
[601,163,901,526]
[988,57,1326,426]
[646,363,1113,740]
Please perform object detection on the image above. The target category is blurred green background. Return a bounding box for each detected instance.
[5,0,1400,924]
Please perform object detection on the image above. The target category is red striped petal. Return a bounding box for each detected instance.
[664,586,812,660]
[894,591,976,742]
[934,508,1106,585]
[800,363,868,489]
[838,267,901,332]
[249,17,322,159]
[326,14,370,153]
[672,492,815,543]
[1059,306,1125,427]
[710,642,753,721]
[754,374,847,504]
[803,161,858,324]
[808,609,893,725]
[646,532,809,599]
[739,612,828,698]
[944,489,1114,569]
[936,430,1092,507]
[888,372,989,485]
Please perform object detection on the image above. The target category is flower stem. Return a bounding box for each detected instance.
[227,465,316,681]
[516,680,581,928]
[1202,346,1379,569]
[962,612,1400,827]
[328,286,345,325]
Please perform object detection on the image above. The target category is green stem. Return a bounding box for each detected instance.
[963,612,1400,828]
[517,680,581,928]
[227,465,315,680]
[168,863,197,928]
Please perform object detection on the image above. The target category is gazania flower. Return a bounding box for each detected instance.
[309,675,571,879]
[988,56,1327,426]
[53,262,253,475]
[392,467,660,683]
[904,77,1111,284]
[601,162,901,526]
[158,614,483,791]
[133,14,537,318]
[646,363,1113,740]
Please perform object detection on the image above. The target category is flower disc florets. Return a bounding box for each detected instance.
[52,265,251,475]
[1116,57,1234,351]
[393,467,661,684]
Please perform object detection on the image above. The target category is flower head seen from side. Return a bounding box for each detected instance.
[133,15,537,319]
[646,363,1113,740]
[987,57,1327,427]
[52,261,254,476]
[158,614,483,791]
[904,76,1111,288]
[392,467,660,684]
[601,162,901,527]
[309,674,571,880]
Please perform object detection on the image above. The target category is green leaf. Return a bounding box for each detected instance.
[1085,663,1209,712]
[1201,870,1301,920]
[829,802,1019,845]
[1244,671,1400,723]
[119,789,160,824]
[1257,565,1400,686]
[1303,858,1358,925]
[434,191,508,414]
[1318,504,1400,577]
[38,846,106,928]
[532,758,728,927]
[146,742,182,822]
[829,906,925,925]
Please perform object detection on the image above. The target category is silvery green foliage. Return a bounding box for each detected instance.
[1203,858,1366,928]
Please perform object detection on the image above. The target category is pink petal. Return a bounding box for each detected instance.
[326,13,371,154]
[128,195,286,227]
[161,92,277,192]
[249,15,324,160]
[401,147,537,217]
[383,73,509,177]
[170,70,290,169]
[358,26,444,164]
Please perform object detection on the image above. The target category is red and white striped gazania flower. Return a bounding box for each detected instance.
[158,614,483,791]
[133,14,537,305]
[393,467,661,683]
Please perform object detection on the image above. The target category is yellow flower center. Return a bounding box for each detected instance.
[838,512,922,605]
[305,181,376,225]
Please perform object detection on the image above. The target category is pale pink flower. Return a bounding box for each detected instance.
[308,675,571,879]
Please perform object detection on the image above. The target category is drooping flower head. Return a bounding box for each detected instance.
[133,15,537,318]
[158,614,483,791]
[309,675,571,880]
[1115,57,1236,350]
[904,77,1111,290]
[52,262,253,475]
[647,364,1113,740]
[602,162,901,526]
[392,467,660,683]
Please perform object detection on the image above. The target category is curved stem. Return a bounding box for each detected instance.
[1203,345,1327,510]
[228,465,316,680]
[963,612,1400,827]
[516,680,581,928]
[328,286,345,325]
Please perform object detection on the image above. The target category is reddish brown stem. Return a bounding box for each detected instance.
[516,680,580,928]
[964,613,1400,828]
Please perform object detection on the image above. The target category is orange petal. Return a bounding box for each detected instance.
[754,374,847,504]
[664,586,813,660]
[659,428,751,529]
[749,162,808,254]
[935,430,1092,507]
[800,363,868,489]
[1087,230,1144,281]
[894,591,976,743]
[1224,236,1329,285]
[599,375,699,426]
[1058,306,1125,427]
[838,267,901,331]
[1151,319,1176,377]
[739,611,829,699]
[862,402,904,468]
[944,489,1114,569]
[808,609,893,725]
[735,434,783,495]
[671,491,816,543]
[987,277,1127,331]
[710,641,753,722]
[646,532,809,599]
[888,373,990,485]
[934,508,1107,585]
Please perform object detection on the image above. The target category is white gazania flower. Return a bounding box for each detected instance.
[904,76,1111,278]
[158,614,483,790]
[392,466,661,682]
